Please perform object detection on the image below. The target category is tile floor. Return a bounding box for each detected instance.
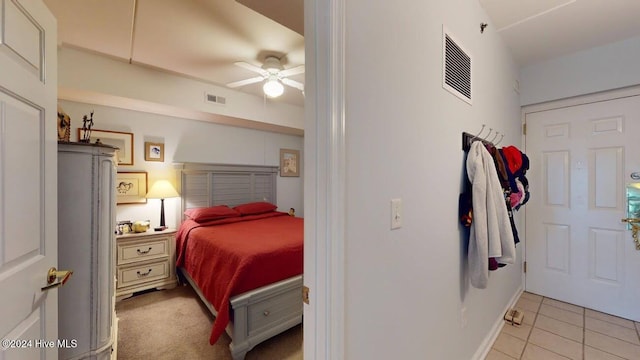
[486,292,640,360]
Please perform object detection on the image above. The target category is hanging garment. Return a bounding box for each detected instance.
[486,144,522,250]
[498,146,530,195]
[505,194,520,245]
[466,141,516,289]
[485,144,511,190]
[510,179,525,208]
[460,175,507,271]
[517,178,530,210]
[459,191,473,227]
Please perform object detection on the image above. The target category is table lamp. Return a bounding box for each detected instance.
[146,179,179,231]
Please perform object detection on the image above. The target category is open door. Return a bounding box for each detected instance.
[0,0,58,358]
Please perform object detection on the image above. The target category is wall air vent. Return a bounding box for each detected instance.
[442,28,472,105]
[205,93,226,105]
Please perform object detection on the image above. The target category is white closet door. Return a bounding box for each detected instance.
[525,94,640,321]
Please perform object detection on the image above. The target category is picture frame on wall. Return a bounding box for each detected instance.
[280,149,300,177]
[144,142,164,162]
[78,128,134,166]
[116,172,147,204]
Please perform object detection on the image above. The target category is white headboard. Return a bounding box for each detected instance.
[174,163,278,218]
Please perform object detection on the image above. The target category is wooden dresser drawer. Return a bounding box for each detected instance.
[117,238,168,265]
[117,260,170,289]
[115,229,177,301]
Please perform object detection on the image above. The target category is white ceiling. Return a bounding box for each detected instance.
[44,0,305,106]
[44,0,640,108]
[479,0,640,66]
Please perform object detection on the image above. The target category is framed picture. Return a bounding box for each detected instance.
[78,128,134,166]
[116,172,147,204]
[280,148,300,177]
[144,142,164,162]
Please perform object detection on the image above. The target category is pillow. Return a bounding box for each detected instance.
[184,205,240,222]
[233,201,277,216]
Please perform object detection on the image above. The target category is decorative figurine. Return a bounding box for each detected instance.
[57,106,71,142]
[80,110,95,143]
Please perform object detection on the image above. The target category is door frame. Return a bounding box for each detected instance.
[303,0,346,359]
[521,84,640,291]
[522,85,640,116]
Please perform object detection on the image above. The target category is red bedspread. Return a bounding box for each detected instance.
[175,212,303,344]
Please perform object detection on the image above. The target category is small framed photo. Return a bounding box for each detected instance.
[144,142,164,162]
[116,172,147,204]
[78,128,134,166]
[280,148,300,177]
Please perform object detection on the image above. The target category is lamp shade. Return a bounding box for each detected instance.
[146,180,179,199]
[263,78,284,98]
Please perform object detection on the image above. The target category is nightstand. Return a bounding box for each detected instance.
[115,228,178,301]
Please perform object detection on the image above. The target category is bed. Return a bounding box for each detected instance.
[174,162,303,360]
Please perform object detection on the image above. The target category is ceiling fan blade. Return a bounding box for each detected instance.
[282,78,305,91]
[279,65,305,77]
[226,76,264,88]
[234,61,268,76]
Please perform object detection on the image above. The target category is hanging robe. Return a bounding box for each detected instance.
[466,141,516,289]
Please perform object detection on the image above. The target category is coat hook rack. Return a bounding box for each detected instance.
[484,128,494,140]
[470,124,486,142]
[490,131,500,143]
[462,125,504,151]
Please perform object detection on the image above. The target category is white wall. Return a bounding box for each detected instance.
[58,47,305,130]
[58,100,303,229]
[339,0,523,359]
[520,35,640,105]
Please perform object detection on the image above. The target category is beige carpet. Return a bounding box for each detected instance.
[115,284,302,360]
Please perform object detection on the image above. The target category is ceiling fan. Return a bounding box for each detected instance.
[226,56,305,98]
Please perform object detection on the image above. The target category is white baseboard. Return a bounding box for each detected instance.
[471,287,523,360]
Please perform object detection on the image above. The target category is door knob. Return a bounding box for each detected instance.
[41,267,73,291]
[621,219,640,250]
[621,217,640,223]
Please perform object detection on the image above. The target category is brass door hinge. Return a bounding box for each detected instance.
[302,286,310,304]
[522,123,527,135]
[524,261,527,273]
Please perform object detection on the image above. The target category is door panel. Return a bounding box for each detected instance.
[588,228,623,284]
[3,95,42,264]
[543,151,569,207]
[1,0,44,79]
[526,95,640,321]
[590,147,622,209]
[0,0,57,358]
[545,224,569,273]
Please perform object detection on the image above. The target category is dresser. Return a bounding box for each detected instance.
[115,229,178,301]
[58,142,117,360]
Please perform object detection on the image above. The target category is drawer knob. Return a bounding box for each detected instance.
[263,310,270,317]
[137,247,152,255]
[137,269,152,277]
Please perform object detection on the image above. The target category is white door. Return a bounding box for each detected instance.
[525,94,640,321]
[0,0,58,359]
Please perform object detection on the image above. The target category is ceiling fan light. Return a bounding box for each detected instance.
[263,79,284,98]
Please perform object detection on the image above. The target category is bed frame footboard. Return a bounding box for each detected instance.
[229,275,303,359]
[178,267,303,359]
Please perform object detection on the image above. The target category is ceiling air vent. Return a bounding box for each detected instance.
[442,28,472,105]
[205,93,226,105]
